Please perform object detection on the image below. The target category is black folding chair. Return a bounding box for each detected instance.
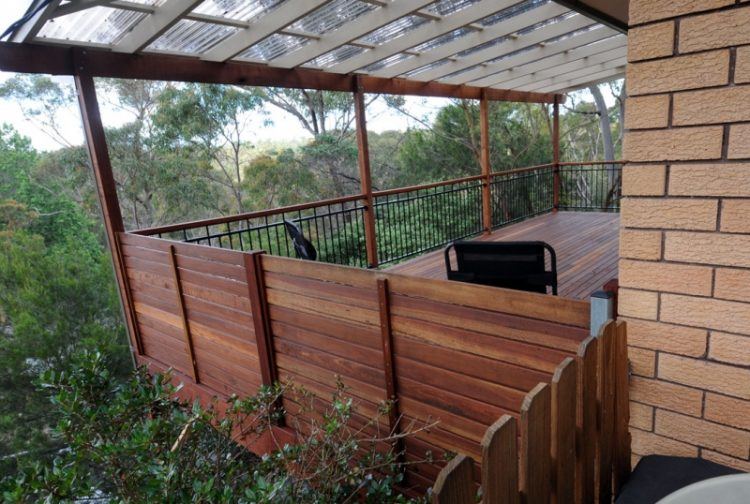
[283,220,317,261]
[444,240,558,295]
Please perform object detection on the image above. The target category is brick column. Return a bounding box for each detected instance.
[621,0,750,471]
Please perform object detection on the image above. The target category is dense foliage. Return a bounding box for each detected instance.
[1,352,426,503]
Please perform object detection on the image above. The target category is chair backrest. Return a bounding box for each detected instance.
[283,220,317,261]
[444,240,558,295]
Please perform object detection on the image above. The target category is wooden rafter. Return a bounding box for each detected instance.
[519,58,625,92]
[524,65,626,93]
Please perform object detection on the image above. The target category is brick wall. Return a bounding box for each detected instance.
[622,0,750,471]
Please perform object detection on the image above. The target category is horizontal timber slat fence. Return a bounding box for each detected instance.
[133,162,623,268]
[117,231,628,495]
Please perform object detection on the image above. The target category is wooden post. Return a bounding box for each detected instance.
[354,77,378,268]
[576,336,599,504]
[613,320,631,496]
[168,245,199,382]
[244,251,278,388]
[74,67,143,358]
[551,357,577,504]
[376,278,404,463]
[480,93,492,234]
[552,96,561,211]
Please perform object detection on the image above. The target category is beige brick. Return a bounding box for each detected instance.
[680,6,750,53]
[655,409,750,458]
[627,50,729,95]
[630,376,703,416]
[621,198,717,231]
[702,450,750,472]
[624,127,724,162]
[630,347,657,377]
[735,46,750,84]
[631,453,642,469]
[705,393,750,430]
[625,318,708,357]
[728,124,750,159]
[630,401,654,430]
[709,332,750,366]
[628,22,675,62]
[620,229,662,261]
[665,232,750,268]
[622,165,666,196]
[661,293,750,337]
[721,200,750,233]
[714,267,750,301]
[670,163,750,196]
[631,427,698,457]
[619,259,713,296]
[625,95,670,130]
[673,86,750,126]
[658,352,750,399]
[629,0,735,25]
[619,288,659,320]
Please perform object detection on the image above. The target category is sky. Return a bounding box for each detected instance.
[0,0,618,152]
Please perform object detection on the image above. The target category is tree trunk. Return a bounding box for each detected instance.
[589,84,616,205]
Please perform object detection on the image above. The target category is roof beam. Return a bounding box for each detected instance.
[414,13,594,83]
[374,1,570,79]
[113,0,204,53]
[328,0,506,74]
[53,0,123,17]
[11,0,61,43]
[201,0,329,62]
[498,46,626,89]
[516,57,626,92]
[0,42,560,103]
[443,26,619,86]
[552,0,627,33]
[477,36,626,88]
[271,0,435,69]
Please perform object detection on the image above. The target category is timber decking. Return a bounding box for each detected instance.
[386,211,620,300]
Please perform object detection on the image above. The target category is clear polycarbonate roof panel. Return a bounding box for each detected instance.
[412,27,473,53]
[363,52,414,73]
[481,0,548,26]
[148,19,237,54]
[192,0,286,22]
[403,58,450,77]
[290,0,376,36]
[361,15,428,46]
[306,44,365,69]
[238,32,309,61]
[428,0,483,16]
[37,6,148,44]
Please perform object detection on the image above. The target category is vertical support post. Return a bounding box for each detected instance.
[590,290,615,338]
[376,278,403,460]
[552,95,561,211]
[168,245,199,383]
[244,251,278,388]
[354,77,378,268]
[74,65,143,357]
[480,92,492,234]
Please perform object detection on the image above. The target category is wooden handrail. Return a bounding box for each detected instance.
[490,163,556,178]
[558,160,626,167]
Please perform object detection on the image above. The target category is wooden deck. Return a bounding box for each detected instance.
[386,211,619,300]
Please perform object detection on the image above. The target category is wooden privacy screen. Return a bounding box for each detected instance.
[432,321,631,504]
[119,232,597,493]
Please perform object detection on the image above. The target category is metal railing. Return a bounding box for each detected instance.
[373,176,484,265]
[134,161,623,268]
[135,195,370,268]
[490,164,555,229]
[559,161,623,212]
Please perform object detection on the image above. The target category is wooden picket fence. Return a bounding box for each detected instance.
[432,320,630,504]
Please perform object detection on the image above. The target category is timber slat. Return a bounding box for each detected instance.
[598,322,616,503]
[577,336,599,504]
[432,455,475,504]
[613,321,631,496]
[551,358,577,504]
[481,415,520,504]
[520,383,551,504]
[269,305,381,349]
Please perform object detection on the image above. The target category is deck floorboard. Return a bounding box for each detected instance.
[385,211,620,300]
